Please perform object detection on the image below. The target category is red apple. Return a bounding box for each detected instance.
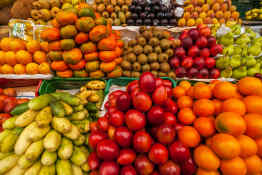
[155,78,164,87]
[210,44,223,56]
[196,36,208,48]
[117,92,131,111]
[89,131,107,149]
[210,68,220,79]
[181,57,193,69]
[188,46,200,57]
[193,57,205,69]
[181,37,193,49]
[90,122,100,133]
[96,139,119,161]
[152,85,168,106]
[159,160,181,175]
[170,57,180,68]
[174,47,186,58]
[121,166,137,175]
[97,117,109,131]
[135,155,154,175]
[164,112,176,126]
[133,131,153,153]
[149,143,168,164]
[188,28,200,41]
[99,161,119,175]
[205,57,216,69]
[127,80,139,95]
[156,124,176,145]
[207,36,217,47]
[147,106,165,125]
[175,123,184,132]
[109,110,124,127]
[179,30,189,40]
[187,67,199,78]
[165,98,178,114]
[165,86,173,97]
[169,141,191,164]
[88,152,100,170]
[117,149,136,165]
[199,26,211,37]
[181,157,197,175]
[200,48,210,58]
[139,72,156,93]
[199,68,209,79]
[115,127,133,147]
[132,92,152,112]
[175,67,186,78]
[125,109,146,131]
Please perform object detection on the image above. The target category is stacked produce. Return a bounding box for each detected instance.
[0,90,98,174]
[216,24,262,79]
[178,0,241,27]
[170,25,223,79]
[41,8,124,78]
[92,0,132,26]
[127,0,181,26]
[121,27,176,78]
[245,8,262,21]
[0,37,51,75]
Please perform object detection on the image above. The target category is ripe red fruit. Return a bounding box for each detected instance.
[169,141,191,164]
[89,131,107,149]
[108,107,118,115]
[205,57,216,69]
[117,149,136,165]
[133,130,153,153]
[90,122,100,133]
[151,172,160,175]
[147,106,165,125]
[96,139,119,161]
[164,112,176,126]
[210,44,223,56]
[108,125,116,140]
[165,98,178,114]
[199,27,211,37]
[131,88,140,98]
[182,37,193,49]
[170,57,180,68]
[174,47,186,58]
[188,46,200,57]
[135,155,154,175]
[155,78,164,87]
[175,123,184,132]
[181,157,197,175]
[109,110,124,127]
[97,117,109,131]
[149,143,169,164]
[156,124,176,145]
[175,67,186,78]
[187,67,199,78]
[193,57,205,69]
[117,92,131,111]
[207,36,217,47]
[179,30,189,40]
[159,160,181,175]
[99,161,119,175]
[88,152,100,170]
[181,57,193,69]
[163,80,172,88]
[125,109,146,131]
[139,72,156,93]
[196,36,208,48]
[152,85,168,106]
[188,29,200,41]
[132,92,152,112]
[127,80,139,95]
[115,127,133,147]
[200,48,210,58]
[165,86,173,97]
[210,68,220,79]
[121,166,137,175]
[199,68,209,79]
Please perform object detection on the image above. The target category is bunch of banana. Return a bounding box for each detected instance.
[0,92,92,175]
[245,8,262,20]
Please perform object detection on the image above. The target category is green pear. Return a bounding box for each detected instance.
[230,55,241,68]
[231,24,242,35]
[241,47,248,57]
[219,33,234,46]
[247,64,260,76]
[246,56,257,67]
[220,67,233,78]
[248,45,261,56]
[234,47,242,55]
[223,45,234,56]
[216,56,230,70]
[232,66,247,79]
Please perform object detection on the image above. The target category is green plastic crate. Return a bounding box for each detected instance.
[38,77,107,95]
[104,77,176,95]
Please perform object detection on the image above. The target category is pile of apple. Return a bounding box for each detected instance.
[88,72,196,175]
[170,25,223,79]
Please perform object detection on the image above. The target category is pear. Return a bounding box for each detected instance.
[230,55,241,68]
[247,64,260,76]
[231,24,242,35]
[219,33,234,46]
[232,66,247,79]
[216,56,230,70]
[220,67,233,78]
[241,47,248,57]
[223,45,234,56]
[235,34,251,45]
[248,45,261,56]
[246,56,257,67]
[234,47,242,55]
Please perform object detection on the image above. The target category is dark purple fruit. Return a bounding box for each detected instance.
[132,0,138,5]
[169,19,177,26]
[135,6,142,12]
[166,12,173,19]
[161,6,168,12]
[145,6,151,12]
[151,0,160,6]
[161,19,168,26]
[153,19,160,26]
[148,13,155,19]
[144,19,152,25]
[153,6,160,12]
[131,13,138,20]
[157,12,163,19]
[129,5,136,12]
[140,0,147,7]
[127,19,135,25]
[140,12,147,19]
[136,19,143,26]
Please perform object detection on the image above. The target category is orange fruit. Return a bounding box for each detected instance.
[237,135,258,158]
[173,86,186,98]
[232,11,240,19]
[196,168,219,175]
[212,3,220,11]
[244,96,262,115]
[211,133,241,159]
[244,113,262,139]
[178,107,196,125]
[220,157,247,175]
[16,50,32,65]
[10,39,25,51]
[187,19,196,27]
[40,41,49,52]
[193,99,215,117]
[177,96,193,109]
[26,40,40,53]
[202,4,210,12]
[224,11,231,19]
[26,63,39,74]
[206,137,213,148]
[178,18,186,27]
[222,98,246,116]
[213,81,238,100]
[14,64,26,74]
[5,51,17,66]
[186,86,194,97]
[39,62,51,74]
[213,99,222,115]
[244,155,262,175]
[194,145,220,171]
[221,3,228,11]
[0,37,12,51]
[179,81,191,91]
[178,126,201,148]
[215,112,246,136]
[33,51,47,64]
[196,18,204,25]
[255,137,262,157]
[0,51,5,65]
[194,117,215,137]
[184,12,191,19]
[238,77,262,96]
[193,83,212,99]
[1,64,14,74]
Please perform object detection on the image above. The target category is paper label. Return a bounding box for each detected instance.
[12,23,26,40]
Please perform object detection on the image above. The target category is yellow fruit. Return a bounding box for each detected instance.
[1,64,14,74]
[26,63,39,74]
[187,19,196,27]
[178,18,186,27]
[14,64,26,74]
[39,62,51,74]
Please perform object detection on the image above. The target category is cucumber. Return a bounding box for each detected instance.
[10,102,29,116]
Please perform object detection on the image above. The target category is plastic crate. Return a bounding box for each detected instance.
[104,77,176,95]
[38,77,107,96]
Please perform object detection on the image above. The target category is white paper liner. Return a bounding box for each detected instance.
[0,74,53,79]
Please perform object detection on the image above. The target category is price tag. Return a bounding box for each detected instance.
[12,23,26,40]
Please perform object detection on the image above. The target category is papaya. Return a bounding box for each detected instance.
[95,17,107,25]
[81,42,96,54]
[89,25,108,42]
[51,61,68,72]
[76,17,95,33]
[78,8,95,18]
[85,61,99,72]
[48,41,61,51]
[63,48,83,65]
[107,66,122,78]
[75,33,89,45]
[48,51,63,61]
[84,52,98,61]
[69,60,86,70]
[100,61,116,73]
[41,28,60,42]
[61,39,76,51]
[60,25,78,39]
[89,70,105,78]
[98,37,116,51]
[56,11,77,26]
[73,70,88,77]
[56,70,73,78]
[99,51,117,62]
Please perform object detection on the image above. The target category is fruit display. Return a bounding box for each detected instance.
[178,0,241,27]
[171,25,223,79]
[0,37,51,75]
[245,8,262,21]
[216,24,262,79]
[91,0,132,26]
[41,8,124,78]
[127,0,182,26]
[0,91,94,174]
[8,19,34,41]
[121,26,177,78]
[88,72,196,175]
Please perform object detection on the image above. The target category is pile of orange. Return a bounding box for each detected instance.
[178,0,241,27]
[0,37,51,75]
[173,77,262,175]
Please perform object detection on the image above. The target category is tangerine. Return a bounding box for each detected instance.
[244,113,262,138]
[255,137,262,157]
[244,155,262,175]
[33,51,47,64]
[26,63,39,74]
[39,62,51,74]
[178,126,201,148]
[14,64,26,74]
[177,96,193,109]
[173,86,186,98]
[179,80,191,91]
[222,98,246,115]
[213,81,238,100]
[0,37,12,51]
[238,77,262,96]
[1,64,14,74]
[0,51,5,65]
[5,51,17,66]
[220,157,247,175]
[16,50,32,65]
[193,99,215,117]
[194,117,215,137]
[193,83,212,99]
[196,168,219,175]
[237,135,258,158]
[213,99,222,115]
[26,40,40,53]
[178,107,196,125]
[10,39,25,51]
